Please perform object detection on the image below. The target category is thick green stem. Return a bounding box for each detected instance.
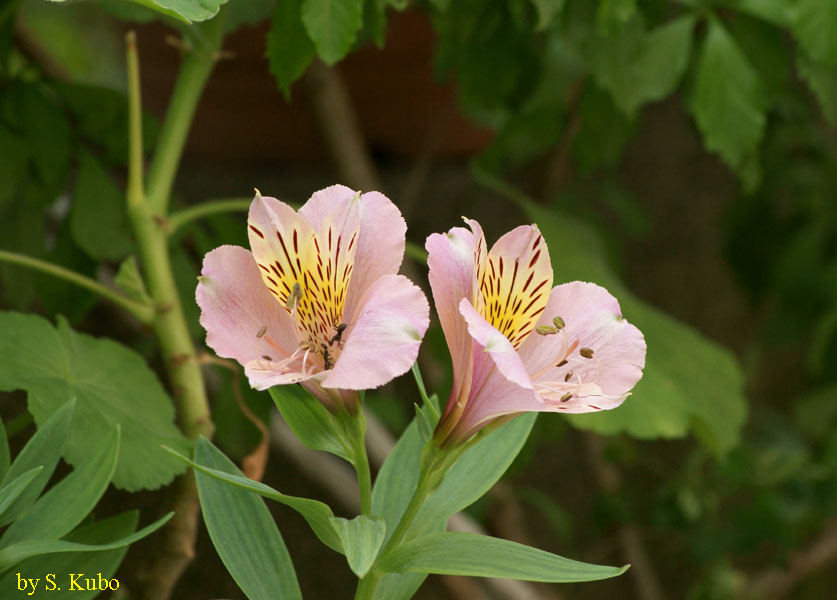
[125,27,220,600]
[0,249,154,323]
[167,197,252,234]
[146,16,225,216]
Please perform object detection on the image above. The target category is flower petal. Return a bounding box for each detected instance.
[323,274,429,390]
[459,299,533,390]
[247,193,316,308]
[196,245,298,366]
[298,184,357,228]
[244,360,323,390]
[451,338,542,440]
[519,281,646,403]
[426,226,479,390]
[343,191,407,321]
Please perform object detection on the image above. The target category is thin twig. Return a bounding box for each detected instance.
[167,197,252,235]
[583,434,666,600]
[540,79,585,201]
[0,250,154,324]
[302,60,383,192]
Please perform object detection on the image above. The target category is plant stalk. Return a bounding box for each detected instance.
[0,250,154,323]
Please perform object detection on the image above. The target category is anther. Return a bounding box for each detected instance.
[553,316,565,330]
[556,359,568,367]
[261,355,273,361]
[580,347,594,359]
[286,282,302,310]
[256,325,267,338]
[560,392,573,402]
[564,370,574,382]
[536,325,559,335]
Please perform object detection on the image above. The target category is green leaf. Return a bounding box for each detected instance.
[139,0,226,22]
[729,0,790,26]
[269,385,352,461]
[11,83,70,191]
[0,511,139,600]
[329,515,386,576]
[0,468,43,524]
[596,0,636,32]
[0,312,189,491]
[516,198,747,457]
[379,532,628,582]
[793,0,837,65]
[114,256,152,306]
[0,124,27,211]
[0,400,74,526]
[302,0,364,64]
[267,0,316,96]
[1,427,119,547]
[691,20,767,189]
[0,512,173,572]
[586,15,695,117]
[193,438,302,600]
[70,151,133,261]
[172,439,343,553]
[413,413,536,535]
[799,54,837,126]
[530,0,565,31]
[225,0,277,32]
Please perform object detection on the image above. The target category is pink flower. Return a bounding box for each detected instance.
[197,185,430,411]
[426,219,646,445]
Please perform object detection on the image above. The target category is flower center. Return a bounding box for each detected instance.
[475,228,551,349]
[252,221,358,368]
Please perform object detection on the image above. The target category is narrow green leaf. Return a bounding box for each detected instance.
[171,440,343,553]
[0,400,74,527]
[793,0,837,65]
[194,439,302,600]
[1,427,119,547]
[0,312,190,491]
[70,150,133,261]
[0,511,139,600]
[329,515,386,576]
[269,385,352,461]
[267,0,316,97]
[0,467,43,523]
[371,421,424,538]
[0,418,9,481]
[147,0,226,22]
[691,20,767,188]
[0,512,172,572]
[379,532,628,582]
[301,0,364,64]
[415,414,536,536]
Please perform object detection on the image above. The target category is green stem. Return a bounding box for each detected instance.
[167,197,252,235]
[0,249,154,323]
[354,571,383,600]
[353,434,373,516]
[146,16,225,216]
[126,31,144,210]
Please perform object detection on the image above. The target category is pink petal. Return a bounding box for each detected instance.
[449,337,542,441]
[298,184,357,228]
[244,360,322,390]
[323,274,429,390]
[459,299,533,390]
[426,226,479,393]
[247,193,315,305]
[196,245,298,367]
[518,281,646,409]
[343,191,407,321]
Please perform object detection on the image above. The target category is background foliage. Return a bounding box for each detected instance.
[1,0,836,598]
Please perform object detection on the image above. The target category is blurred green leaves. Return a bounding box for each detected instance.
[0,312,190,491]
[267,0,315,96]
[692,19,767,190]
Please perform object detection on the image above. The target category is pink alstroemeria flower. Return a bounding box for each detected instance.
[426,219,646,445]
[196,185,430,411]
